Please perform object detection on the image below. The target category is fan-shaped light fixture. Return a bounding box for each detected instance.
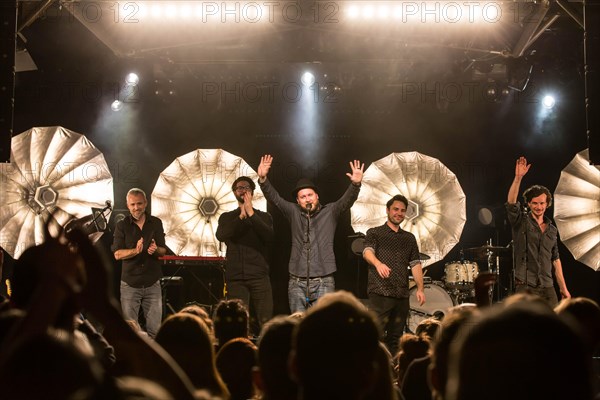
[0,126,114,259]
[554,149,600,271]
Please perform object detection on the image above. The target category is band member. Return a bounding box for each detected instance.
[363,194,426,355]
[506,156,570,306]
[112,188,166,338]
[257,155,364,312]
[216,176,274,333]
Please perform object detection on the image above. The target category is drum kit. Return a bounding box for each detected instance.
[407,242,509,333]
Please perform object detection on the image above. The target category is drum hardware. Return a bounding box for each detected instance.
[464,242,510,259]
[406,282,455,333]
[409,309,433,318]
[465,239,511,302]
[409,276,432,289]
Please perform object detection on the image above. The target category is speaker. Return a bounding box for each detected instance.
[161,276,185,315]
[0,0,17,162]
[585,0,600,164]
[108,209,129,232]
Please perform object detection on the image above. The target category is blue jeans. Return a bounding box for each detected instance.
[288,275,335,313]
[228,277,273,334]
[120,280,163,338]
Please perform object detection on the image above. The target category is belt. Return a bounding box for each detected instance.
[515,279,548,289]
[290,273,333,280]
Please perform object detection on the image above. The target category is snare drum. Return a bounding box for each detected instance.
[444,261,479,289]
[406,282,455,333]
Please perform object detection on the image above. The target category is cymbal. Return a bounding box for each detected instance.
[465,245,509,255]
[419,253,431,260]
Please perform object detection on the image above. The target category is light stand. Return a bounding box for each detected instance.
[304,206,312,307]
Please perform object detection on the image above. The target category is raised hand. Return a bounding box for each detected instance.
[42,235,86,298]
[346,159,364,184]
[515,156,531,178]
[67,228,116,316]
[258,154,273,179]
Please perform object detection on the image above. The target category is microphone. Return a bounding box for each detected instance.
[101,200,112,212]
[433,311,445,321]
[306,203,312,212]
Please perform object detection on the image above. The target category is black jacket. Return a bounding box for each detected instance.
[216,208,273,281]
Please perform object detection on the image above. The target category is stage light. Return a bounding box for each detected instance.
[166,4,177,18]
[542,95,556,109]
[179,4,192,18]
[137,3,147,18]
[486,87,497,98]
[476,205,504,228]
[363,5,375,19]
[125,72,139,86]
[377,6,389,19]
[347,5,360,19]
[393,6,403,19]
[150,5,162,18]
[301,72,315,87]
[111,100,123,111]
[477,207,494,226]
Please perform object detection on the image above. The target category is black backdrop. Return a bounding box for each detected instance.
[3,6,598,311]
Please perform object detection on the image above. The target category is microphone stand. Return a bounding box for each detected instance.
[523,205,529,288]
[515,204,529,293]
[91,203,111,232]
[305,205,311,307]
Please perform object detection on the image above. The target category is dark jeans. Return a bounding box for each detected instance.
[368,293,409,356]
[515,283,558,307]
[228,276,273,334]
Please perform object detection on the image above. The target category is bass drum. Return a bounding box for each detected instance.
[407,282,455,334]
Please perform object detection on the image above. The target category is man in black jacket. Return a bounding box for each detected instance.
[216,176,274,333]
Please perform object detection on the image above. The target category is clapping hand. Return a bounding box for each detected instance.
[241,191,254,217]
[147,239,158,255]
[136,237,144,254]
